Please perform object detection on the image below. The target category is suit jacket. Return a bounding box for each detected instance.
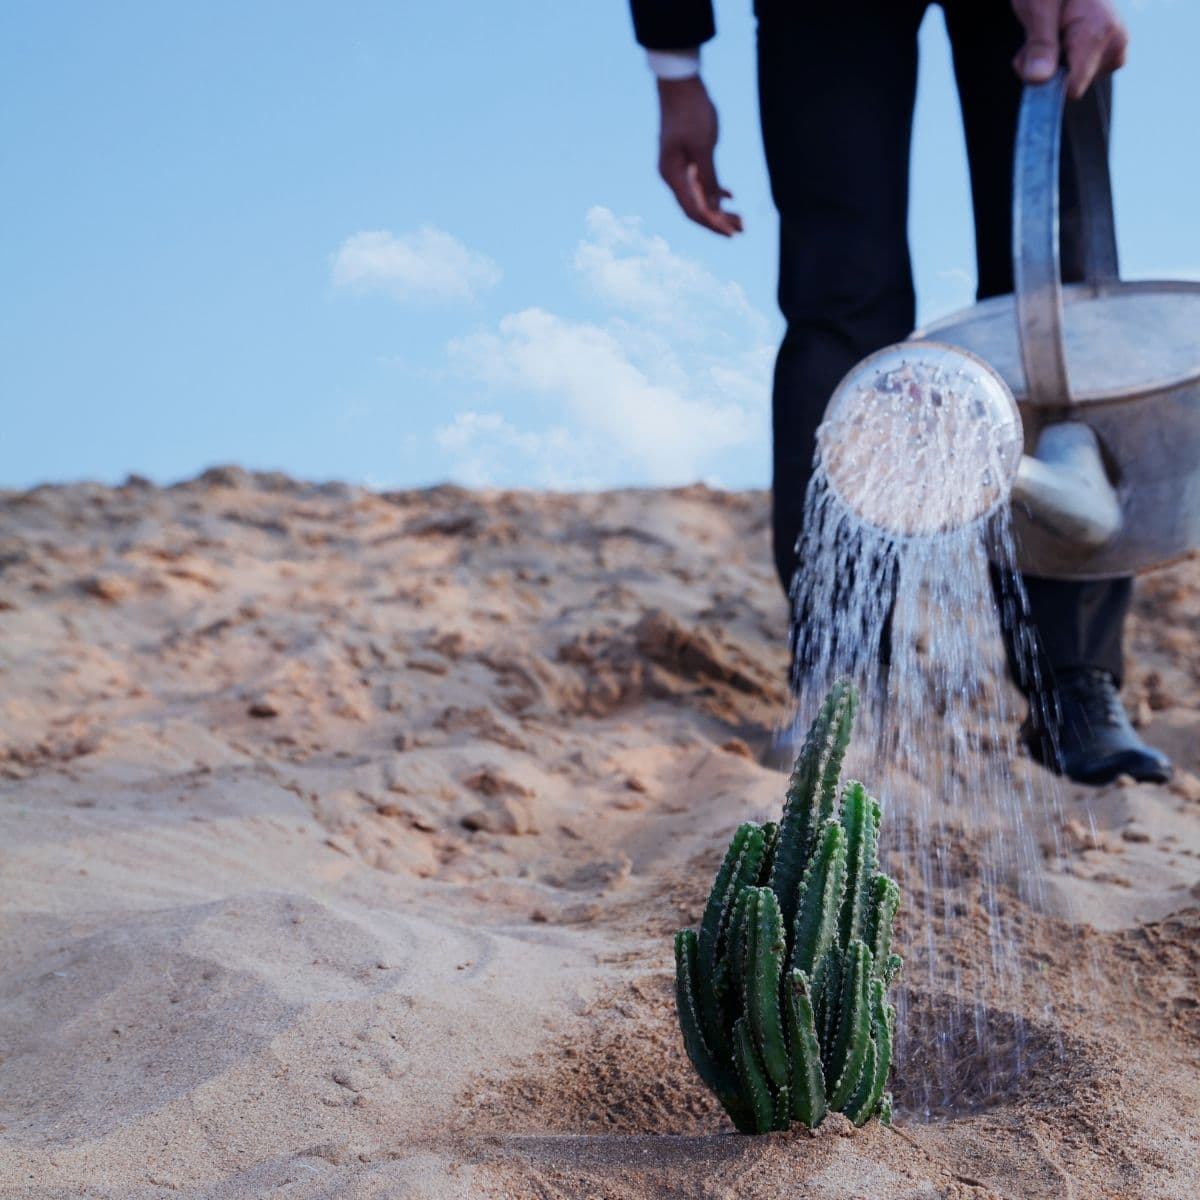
[629,1,716,50]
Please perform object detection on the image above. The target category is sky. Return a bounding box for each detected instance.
[2,1,1196,492]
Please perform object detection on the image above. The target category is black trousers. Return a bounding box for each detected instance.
[757,0,1132,692]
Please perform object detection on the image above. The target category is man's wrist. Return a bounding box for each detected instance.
[646,48,701,81]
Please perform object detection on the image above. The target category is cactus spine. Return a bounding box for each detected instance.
[673,680,902,1133]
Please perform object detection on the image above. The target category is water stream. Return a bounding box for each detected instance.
[785,353,1091,1118]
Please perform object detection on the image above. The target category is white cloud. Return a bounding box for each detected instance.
[447,307,759,484]
[330,227,501,303]
[359,207,778,488]
[435,411,594,489]
[573,206,767,341]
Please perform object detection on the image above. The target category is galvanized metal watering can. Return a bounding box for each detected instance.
[821,72,1200,580]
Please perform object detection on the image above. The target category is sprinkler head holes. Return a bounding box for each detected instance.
[817,343,1024,538]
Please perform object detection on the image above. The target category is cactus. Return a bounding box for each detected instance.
[673,680,901,1133]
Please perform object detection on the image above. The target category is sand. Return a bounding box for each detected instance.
[0,470,1197,1199]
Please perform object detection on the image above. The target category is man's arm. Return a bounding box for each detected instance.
[653,76,742,237]
[629,2,741,237]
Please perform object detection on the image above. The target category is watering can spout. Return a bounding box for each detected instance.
[1011,422,1122,549]
[817,342,1126,556]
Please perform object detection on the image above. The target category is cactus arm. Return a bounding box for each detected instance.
[769,680,857,929]
[838,782,879,947]
[879,1092,893,1126]
[856,978,896,1126]
[817,689,858,826]
[884,954,903,986]
[786,969,828,1129]
[837,783,866,945]
[697,825,766,1050]
[863,873,900,975]
[745,887,790,1089]
[674,930,737,1100]
[843,979,893,1126]
[769,746,820,924]
[790,820,848,976]
[697,823,765,983]
[725,886,755,1016]
[732,1016,776,1134]
[827,941,873,1111]
[842,1034,877,1126]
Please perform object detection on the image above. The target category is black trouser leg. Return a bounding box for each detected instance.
[759,0,1134,696]
[945,0,1133,691]
[758,1,927,682]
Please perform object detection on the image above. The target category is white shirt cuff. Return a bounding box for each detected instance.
[646,48,701,81]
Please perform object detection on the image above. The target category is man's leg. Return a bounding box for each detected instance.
[944,0,1169,782]
[758,1,927,644]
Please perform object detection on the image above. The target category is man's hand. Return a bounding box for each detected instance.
[1012,0,1128,99]
[657,77,743,237]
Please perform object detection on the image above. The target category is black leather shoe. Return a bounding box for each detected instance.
[1022,668,1173,785]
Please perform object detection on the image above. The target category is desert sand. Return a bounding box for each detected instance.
[1,471,1197,1199]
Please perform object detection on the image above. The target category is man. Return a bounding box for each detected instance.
[628,0,1172,785]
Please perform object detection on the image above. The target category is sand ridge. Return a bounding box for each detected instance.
[0,470,1197,1198]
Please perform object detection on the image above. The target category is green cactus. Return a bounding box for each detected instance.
[673,680,901,1133]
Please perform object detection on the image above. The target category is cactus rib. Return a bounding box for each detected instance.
[786,969,827,1128]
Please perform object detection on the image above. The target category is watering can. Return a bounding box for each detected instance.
[820,71,1200,579]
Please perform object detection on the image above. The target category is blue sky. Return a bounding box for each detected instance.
[2,1,1195,491]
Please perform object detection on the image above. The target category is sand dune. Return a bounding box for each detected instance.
[1,472,1197,1198]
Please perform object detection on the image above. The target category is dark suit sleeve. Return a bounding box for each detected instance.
[629,1,716,50]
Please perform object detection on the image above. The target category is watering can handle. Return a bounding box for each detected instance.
[1013,70,1120,407]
